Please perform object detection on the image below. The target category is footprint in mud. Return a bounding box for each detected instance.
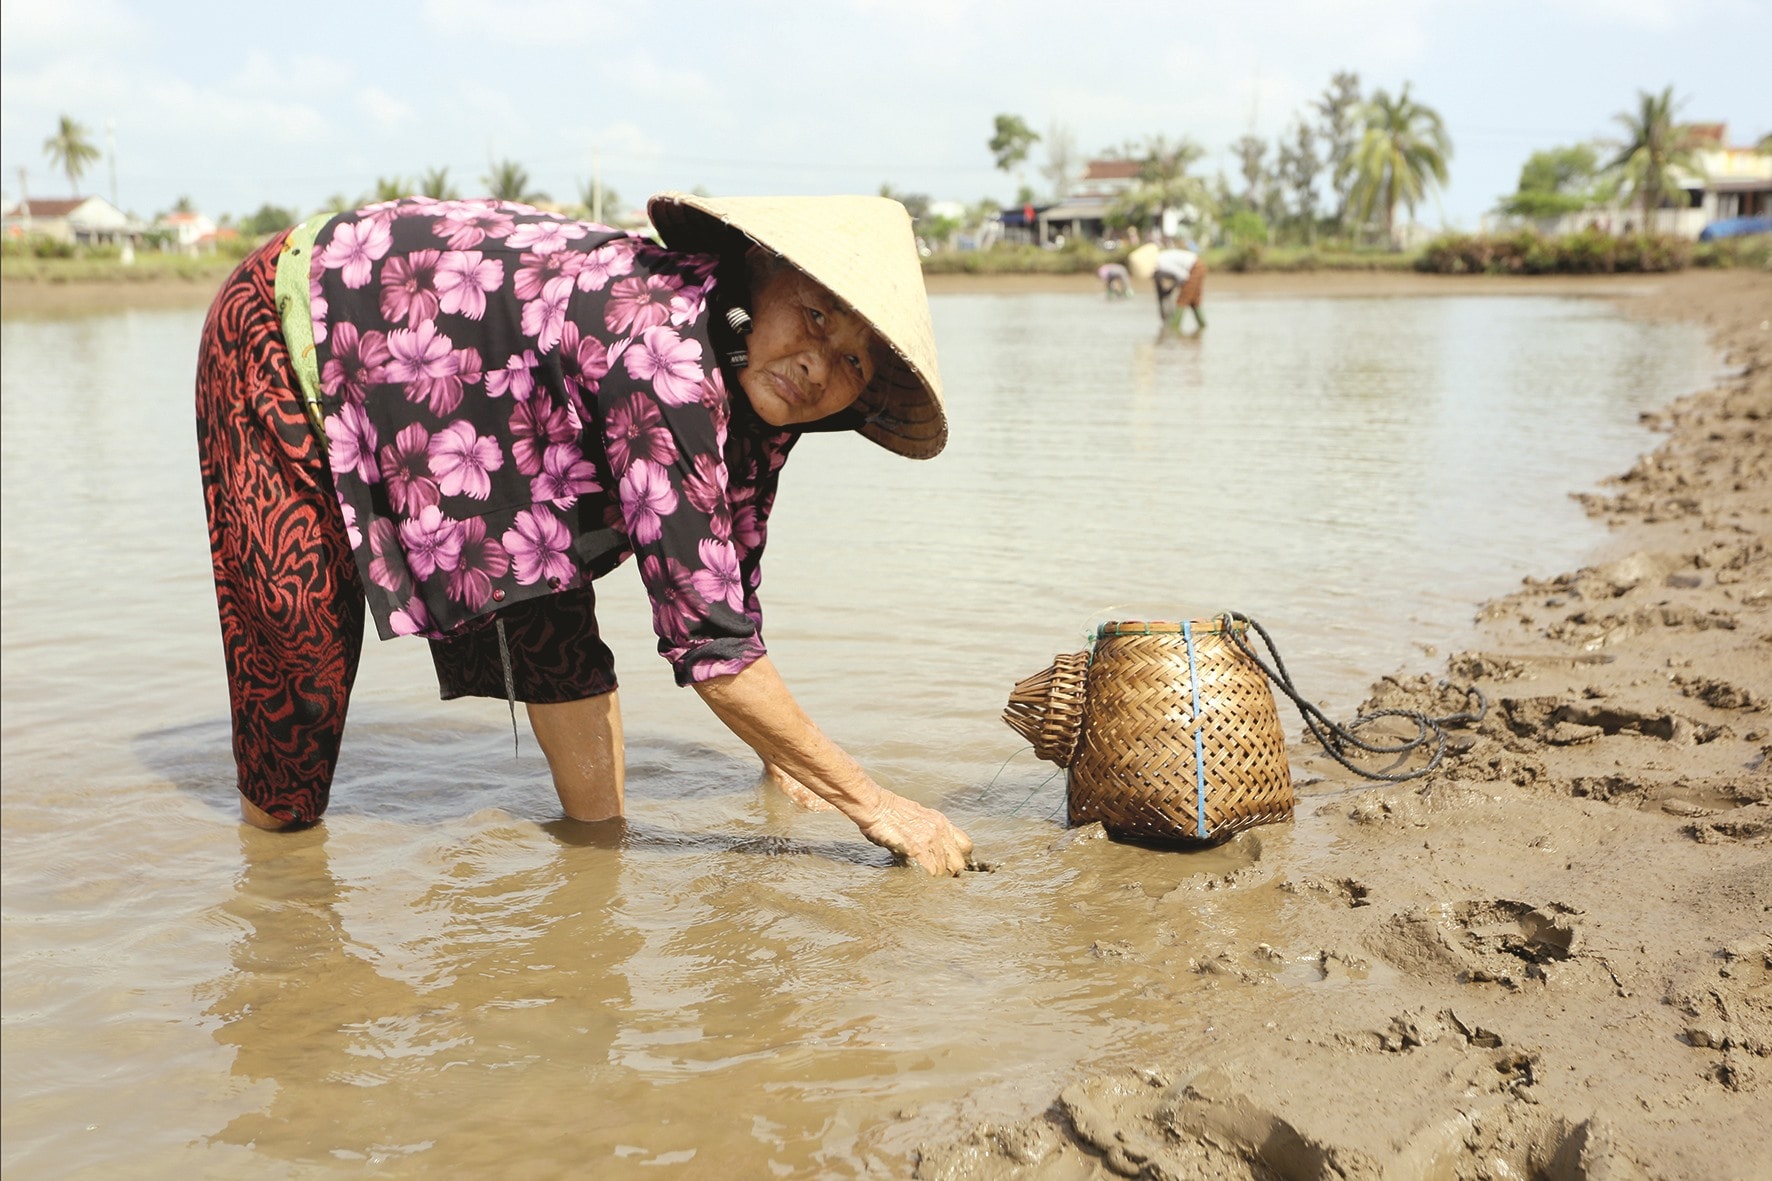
[1366,900,1585,989]
[1281,876,1371,907]
[914,1067,1651,1180]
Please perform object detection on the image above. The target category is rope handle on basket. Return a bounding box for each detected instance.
[1216,610,1487,783]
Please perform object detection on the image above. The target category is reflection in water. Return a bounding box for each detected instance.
[3,294,1716,1176]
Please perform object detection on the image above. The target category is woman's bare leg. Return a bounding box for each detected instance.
[526,692,626,821]
[240,793,295,830]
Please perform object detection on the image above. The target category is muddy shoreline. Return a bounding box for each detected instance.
[917,268,1771,1180]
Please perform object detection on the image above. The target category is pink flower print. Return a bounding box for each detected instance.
[532,441,600,505]
[576,242,636,292]
[325,399,379,484]
[624,326,704,406]
[380,250,442,327]
[435,251,504,319]
[308,272,330,344]
[368,518,410,595]
[488,350,538,400]
[605,392,677,474]
[379,422,440,515]
[428,421,504,500]
[454,346,483,388]
[510,397,575,476]
[389,593,433,637]
[700,371,731,447]
[399,504,464,582]
[668,284,706,327]
[690,538,744,610]
[520,286,569,353]
[503,506,575,586]
[514,250,586,303]
[729,483,764,550]
[682,451,729,515]
[320,321,391,402]
[446,518,510,610]
[559,320,612,395]
[386,321,464,415]
[506,218,588,254]
[434,205,516,250]
[340,499,362,550]
[604,274,677,335]
[691,651,761,681]
[620,458,678,546]
[640,554,698,645]
[317,218,392,289]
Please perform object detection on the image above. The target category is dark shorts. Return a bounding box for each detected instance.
[429,584,619,704]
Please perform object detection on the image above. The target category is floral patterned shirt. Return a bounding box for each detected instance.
[308,197,797,686]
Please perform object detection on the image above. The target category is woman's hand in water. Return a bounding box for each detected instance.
[856,791,974,877]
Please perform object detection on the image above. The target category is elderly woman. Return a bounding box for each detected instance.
[196,191,973,876]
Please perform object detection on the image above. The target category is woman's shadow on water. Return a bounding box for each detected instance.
[130,714,896,867]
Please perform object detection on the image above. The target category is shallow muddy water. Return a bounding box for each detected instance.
[1,289,1715,1178]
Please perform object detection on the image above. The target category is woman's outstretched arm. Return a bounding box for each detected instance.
[693,656,973,876]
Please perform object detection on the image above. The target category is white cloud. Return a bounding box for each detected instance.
[358,86,415,132]
[0,0,146,59]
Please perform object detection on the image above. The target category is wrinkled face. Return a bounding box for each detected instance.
[738,255,879,428]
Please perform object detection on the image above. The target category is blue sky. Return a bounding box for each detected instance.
[2,0,1764,230]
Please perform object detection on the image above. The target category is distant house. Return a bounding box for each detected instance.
[2,196,140,246]
[1510,123,1772,240]
[1034,158,1199,246]
[156,210,220,254]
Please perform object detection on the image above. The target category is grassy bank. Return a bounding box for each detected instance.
[2,251,241,285]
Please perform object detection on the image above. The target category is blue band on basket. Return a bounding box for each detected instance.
[1183,620,1207,839]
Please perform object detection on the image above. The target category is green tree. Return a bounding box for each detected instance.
[1313,71,1363,231]
[172,195,195,214]
[1233,134,1267,204]
[418,166,459,200]
[1040,121,1079,200]
[988,114,1040,177]
[43,115,101,194]
[1348,83,1452,246]
[576,178,621,223]
[241,203,299,235]
[1605,86,1706,223]
[1107,136,1209,237]
[878,183,931,223]
[1277,120,1323,243]
[483,159,545,203]
[370,176,407,202]
[1498,144,1607,219]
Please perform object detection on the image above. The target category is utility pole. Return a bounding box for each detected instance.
[592,148,603,225]
[16,166,30,222]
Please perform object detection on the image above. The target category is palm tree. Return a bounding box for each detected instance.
[1347,83,1452,247]
[43,115,101,195]
[1605,86,1706,225]
[418,166,459,200]
[482,159,544,204]
[369,176,407,203]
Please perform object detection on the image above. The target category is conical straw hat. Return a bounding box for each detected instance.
[1126,242,1160,281]
[647,192,947,460]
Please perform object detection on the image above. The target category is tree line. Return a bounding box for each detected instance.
[982,80,1761,252]
[985,72,1451,250]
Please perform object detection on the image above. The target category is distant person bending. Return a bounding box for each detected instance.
[1096,262,1131,299]
[1153,242,1208,332]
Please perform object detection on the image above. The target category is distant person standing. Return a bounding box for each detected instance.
[1153,241,1207,332]
[1097,262,1131,299]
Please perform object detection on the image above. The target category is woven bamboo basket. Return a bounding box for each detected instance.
[1003,618,1293,843]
